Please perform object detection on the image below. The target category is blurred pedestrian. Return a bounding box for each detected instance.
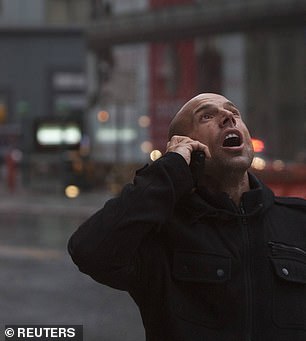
[68,93,306,341]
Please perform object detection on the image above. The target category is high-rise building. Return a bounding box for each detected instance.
[0,0,87,127]
[87,0,305,164]
[87,0,150,164]
[0,0,89,191]
[246,29,306,161]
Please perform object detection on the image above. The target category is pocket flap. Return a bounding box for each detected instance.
[173,251,231,283]
[271,257,306,284]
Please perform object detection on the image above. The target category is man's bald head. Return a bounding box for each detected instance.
[168,93,227,140]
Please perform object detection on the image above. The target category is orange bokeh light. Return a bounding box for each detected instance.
[251,138,265,153]
[97,110,110,123]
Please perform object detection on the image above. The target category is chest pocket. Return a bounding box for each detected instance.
[171,251,231,328]
[269,242,306,330]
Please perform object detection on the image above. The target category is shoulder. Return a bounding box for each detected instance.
[274,196,306,212]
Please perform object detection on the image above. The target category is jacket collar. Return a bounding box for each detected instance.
[183,172,274,220]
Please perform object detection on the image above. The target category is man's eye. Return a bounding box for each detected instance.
[200,113,212,120]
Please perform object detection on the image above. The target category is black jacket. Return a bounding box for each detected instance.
[68,152,306,341]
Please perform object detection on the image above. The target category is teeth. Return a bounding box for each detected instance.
[224,133,239,140]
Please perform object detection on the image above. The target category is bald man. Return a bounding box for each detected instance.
[69,93,306,341]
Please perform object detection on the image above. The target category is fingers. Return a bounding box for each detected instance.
[166,135,211,165]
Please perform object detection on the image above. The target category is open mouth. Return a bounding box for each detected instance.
[222,133,242,147]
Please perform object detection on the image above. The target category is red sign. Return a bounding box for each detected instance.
[149,40,197,152]
[148,0,225,153]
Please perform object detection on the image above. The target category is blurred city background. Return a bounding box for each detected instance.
[0,0,305,340]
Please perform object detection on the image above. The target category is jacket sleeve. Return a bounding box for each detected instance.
[67,152,193,291]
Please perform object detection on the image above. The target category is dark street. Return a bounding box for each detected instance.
[0,193,144,341]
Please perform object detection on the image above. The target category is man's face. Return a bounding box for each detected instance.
[184,93,254,174]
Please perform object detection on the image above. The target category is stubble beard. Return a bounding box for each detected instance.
[204,146,254,180]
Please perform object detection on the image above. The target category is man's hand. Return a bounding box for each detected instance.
[166,135,211,165]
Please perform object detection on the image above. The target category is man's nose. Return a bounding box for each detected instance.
[219,111,237,128]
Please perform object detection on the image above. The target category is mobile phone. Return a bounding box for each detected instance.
[190,151,205,187]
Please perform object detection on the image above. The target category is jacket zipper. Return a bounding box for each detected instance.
[240,204,252,341]
[268,241,306,257]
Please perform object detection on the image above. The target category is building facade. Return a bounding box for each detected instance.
[0,0,88,153]
[246,28,306,162]
[88,0,305,164]
[1,0,305,191]
[87,0,150,164]
[0,0,90,191]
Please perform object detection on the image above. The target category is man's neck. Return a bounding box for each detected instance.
[199,170,250,206]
